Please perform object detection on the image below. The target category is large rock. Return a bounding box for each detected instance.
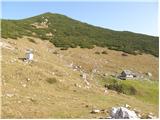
[110,107,139,119]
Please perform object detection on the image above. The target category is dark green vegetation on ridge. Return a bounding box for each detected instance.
[1,12,159,57]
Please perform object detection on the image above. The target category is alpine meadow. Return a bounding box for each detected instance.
[1,3,159,119]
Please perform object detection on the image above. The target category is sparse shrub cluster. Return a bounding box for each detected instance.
[28,38,37,44]
[121,53,128,56]
[95,51,108,55]
[104,79,137,95]
[101,51,108,54]
[53,51,59,54]
[106,82,137,95]
[60,47,68,50]
[95,51,101,54]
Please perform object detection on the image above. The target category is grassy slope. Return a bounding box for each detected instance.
[99,77,159,104]
[1,37,159,118]
[1,12,159,57]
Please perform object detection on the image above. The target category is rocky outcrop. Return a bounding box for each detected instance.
[110,107,139,119]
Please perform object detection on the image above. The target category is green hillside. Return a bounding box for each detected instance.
[1,12,159,57]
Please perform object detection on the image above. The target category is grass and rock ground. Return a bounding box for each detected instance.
[1,37,159,118]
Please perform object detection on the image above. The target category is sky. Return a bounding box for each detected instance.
[1,1,158,36]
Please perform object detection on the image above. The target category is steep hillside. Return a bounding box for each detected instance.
[1,12,159,57]
[1,37,159,118]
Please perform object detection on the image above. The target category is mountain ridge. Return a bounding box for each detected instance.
[1,12,159,57]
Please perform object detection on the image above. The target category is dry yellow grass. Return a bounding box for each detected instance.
[61,46,158,80]
[1,37,159,118]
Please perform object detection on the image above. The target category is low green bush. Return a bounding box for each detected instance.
[101,77,158,104]
[53,51,59,54]
[60,47,68,50]
[46,78,57,84]
[105,79,137,95]
[95,51,101,54]
[28,38,37,44]
[102,51,108,54]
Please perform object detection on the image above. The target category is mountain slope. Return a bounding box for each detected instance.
[1,12,159,57]
[1,37,158,118]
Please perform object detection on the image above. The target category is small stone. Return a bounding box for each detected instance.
[149,112,153,115]
[27,78,30,81]
[137,114,141,118]
[85,86,90,89]
[133,108,140,114]
[22,84,27,87]
[33,94,37,97]
[73,69,77,71]
[74,83,81,88]
[92,69,97,73]
[106,116,112,119]
[13,88,16,91]
[86,81,90,86]
[91,109,101,114]
[10,60,14,63]
[125,104,131,108]
[103,73,108,76]
[105,61,109,64]
[104,89,108,94]
[81,73,87,80]
[146,72,152,77]
[6,93,14,97]
[147,114,156,119]
[17,101,22,103]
